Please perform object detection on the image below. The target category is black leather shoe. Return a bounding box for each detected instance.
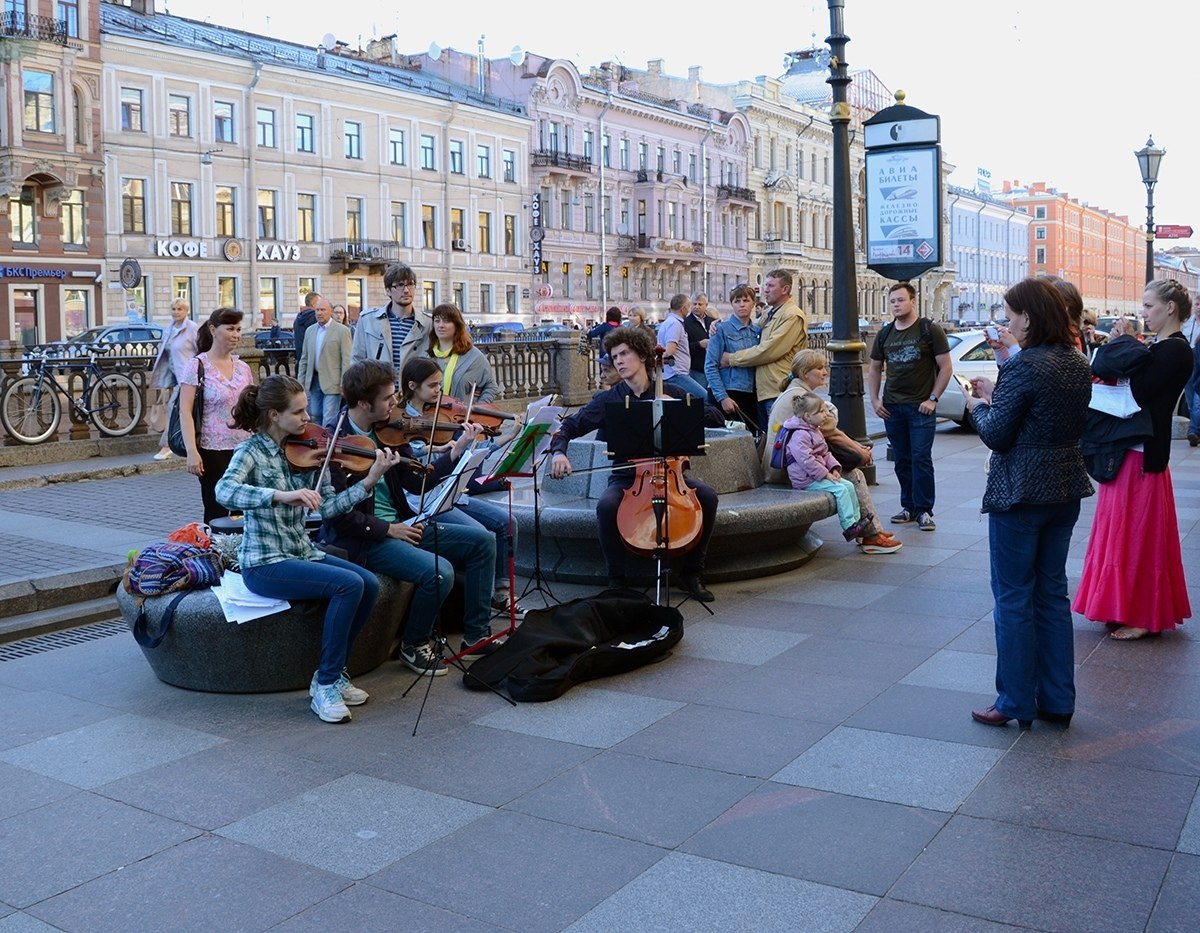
[680,574,714,602]
[972,705,1032,730]
[1189,433,1199,447]
[1036,709,1073,727]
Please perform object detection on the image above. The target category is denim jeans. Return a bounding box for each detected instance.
[437,498,514,585]
[596,473,718,578]
[306,381,341,429]
[361,519,495,645]
[883,403,936,514]
[988,500,1081,720]
[663,372,708,400]
[241,554,379,685]
[1187,344,1200,436]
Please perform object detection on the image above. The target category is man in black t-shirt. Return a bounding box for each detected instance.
[867,282,953,531]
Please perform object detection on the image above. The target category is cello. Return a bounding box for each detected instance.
[614,348,704,558]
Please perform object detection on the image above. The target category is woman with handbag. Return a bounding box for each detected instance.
[149,299,198,460]
[1072,278,1193,640]
[179,308,253,522]
[765,349,901,554]
[965,278,1094,729]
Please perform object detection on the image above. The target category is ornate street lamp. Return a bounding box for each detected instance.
[1135,136,1165,285]
[825,0,869,465]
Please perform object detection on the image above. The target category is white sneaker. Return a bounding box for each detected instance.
[309,669,368,707]
[310,683,351,723]
[153,448,174,461]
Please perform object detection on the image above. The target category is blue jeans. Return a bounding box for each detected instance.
[664,373,708,400]
[988,501,1081,720]
[437,497,514,585]
[1186,344,1200,436]
[357,520,495,645]
[241,554,379,685]
[883,403,936,514]
[307,380,341,429]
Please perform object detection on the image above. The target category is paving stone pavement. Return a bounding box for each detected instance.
[1,426,1200,931]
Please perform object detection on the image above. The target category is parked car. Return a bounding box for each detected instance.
[68,323,164,347]
[252,327,294,351]
[935,329,1000,427]
[471,321,525,341]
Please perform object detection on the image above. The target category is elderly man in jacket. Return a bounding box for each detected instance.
[298,294,353,426]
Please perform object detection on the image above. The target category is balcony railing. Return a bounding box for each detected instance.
[1,12,70,45]
[716,183,756,203]
[531,150,592,173]
[329,239,401,267]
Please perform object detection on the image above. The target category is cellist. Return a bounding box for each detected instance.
[548,326,723,601]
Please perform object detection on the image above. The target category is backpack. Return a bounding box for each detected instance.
[769,424,797,471]
[876,316,934,355]
[123,542,225,648]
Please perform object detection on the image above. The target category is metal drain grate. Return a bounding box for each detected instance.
[0,619,128,661]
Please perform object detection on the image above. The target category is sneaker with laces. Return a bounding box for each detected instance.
[309,669,369,706]
[859,533,903,554]
[459,634,503,660]
[891,509,915,524]
[491,592,528,620]
[398,641,447,677]
[917,512,936,531]
[310,682,351,723]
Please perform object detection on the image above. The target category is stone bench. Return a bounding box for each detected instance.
[478,428,837,584]
[117,575,415,694]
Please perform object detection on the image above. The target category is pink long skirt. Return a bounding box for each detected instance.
[1073,450,1191,631]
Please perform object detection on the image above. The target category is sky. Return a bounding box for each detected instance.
[169,0,1199,247]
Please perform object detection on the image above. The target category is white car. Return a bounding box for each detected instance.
[935,330,1000,426]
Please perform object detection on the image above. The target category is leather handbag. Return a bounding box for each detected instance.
[167,357,205,457]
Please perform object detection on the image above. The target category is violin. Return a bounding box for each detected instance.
[614,347,704,557]
[284,424,430,475]
[422,394,515,437]
[373,414,458,449]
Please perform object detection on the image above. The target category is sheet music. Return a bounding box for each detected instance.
[406,447,488,525]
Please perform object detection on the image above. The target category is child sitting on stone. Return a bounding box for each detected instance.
[783,394,872,541]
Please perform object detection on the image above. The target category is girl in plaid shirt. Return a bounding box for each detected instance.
[217,375,403,723]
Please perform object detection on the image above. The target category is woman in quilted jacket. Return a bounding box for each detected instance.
[965,277,1094,730]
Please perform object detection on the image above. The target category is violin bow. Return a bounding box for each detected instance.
[415,388,444,520]
[312,409,349,493]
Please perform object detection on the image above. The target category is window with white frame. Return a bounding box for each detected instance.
[168,94,191,137]
[169,182,193,236]
[420,134,435,169]
[23,70,55,133]
[389,128,405,165]
[477,144,491,178]
[296,193,316,242]
[214,100,235,142]
[256,107,276,148]
[390,201,407,246]
[344,121,361,159]
[449,140,464,174]
[296,113,315,153]
[215,185,236,238]
[120,87,143,132]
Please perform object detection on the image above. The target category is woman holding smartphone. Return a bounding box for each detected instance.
[965,278,1094,729]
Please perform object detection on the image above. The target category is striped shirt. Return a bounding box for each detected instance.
[389,311,415,380]
[216,433,370,568]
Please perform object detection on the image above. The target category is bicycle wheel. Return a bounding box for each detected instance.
[1,376,61,444]
[88,371,143,437]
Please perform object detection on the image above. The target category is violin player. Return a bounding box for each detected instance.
[319,360,500,673]
[548,326,724,601]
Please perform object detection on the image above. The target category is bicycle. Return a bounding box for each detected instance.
[1,345,144,443]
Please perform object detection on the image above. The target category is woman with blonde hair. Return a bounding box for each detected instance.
[148,298,198,460]
[763,349,901,554]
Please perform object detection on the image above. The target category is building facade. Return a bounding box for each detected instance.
[946,185,1031,322]
[1,0,106,345]
[1001,180,1142,314]
[100,0,530,331]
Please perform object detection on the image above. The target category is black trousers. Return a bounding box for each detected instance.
[198,447,235,524]
[595,471,718,578]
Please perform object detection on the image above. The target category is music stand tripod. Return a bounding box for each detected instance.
[400,452,516,735]
[603,395,713,614]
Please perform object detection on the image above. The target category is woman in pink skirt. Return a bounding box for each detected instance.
[1073,278,1193,639]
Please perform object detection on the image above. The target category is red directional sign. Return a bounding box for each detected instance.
[1155,224,1193,239]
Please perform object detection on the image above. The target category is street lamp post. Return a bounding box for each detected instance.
[825,0,869,463]
[1135,136,1165,285]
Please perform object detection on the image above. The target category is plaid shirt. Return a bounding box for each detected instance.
[216,433,370,568]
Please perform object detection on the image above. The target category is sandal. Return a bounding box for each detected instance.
[1110,626,1154,641]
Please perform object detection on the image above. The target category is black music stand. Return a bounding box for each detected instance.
[604,396,709,609]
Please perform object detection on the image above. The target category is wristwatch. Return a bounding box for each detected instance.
[928,394,938,403]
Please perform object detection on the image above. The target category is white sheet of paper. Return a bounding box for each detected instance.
[211,571,291,624]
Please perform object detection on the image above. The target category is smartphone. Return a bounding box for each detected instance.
[984,325,999,342]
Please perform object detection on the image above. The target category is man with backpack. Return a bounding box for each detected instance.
[867,282,953,531]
